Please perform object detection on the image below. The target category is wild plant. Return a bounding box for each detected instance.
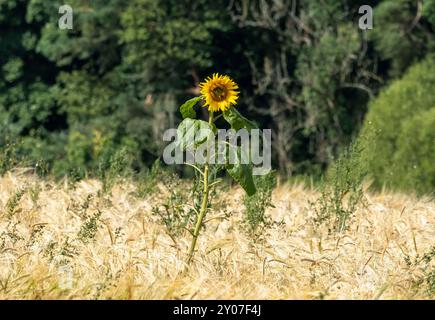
[151,175,194,241]
[173,73,263,265]
[0,221,23,252]
[98,147,132,194]
[405,246,435,297]
[59,238,79,258]
[243,171,276,238]
[5,188,27,219]
[312,139,367,233]
[77,210,102,243]
[67,193,94,221]
[29,185,41,208]
[0,137,20,175]
[26,224,46,248]
[135,160,171,198]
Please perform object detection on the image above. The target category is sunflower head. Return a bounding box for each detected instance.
[199,73,239,112]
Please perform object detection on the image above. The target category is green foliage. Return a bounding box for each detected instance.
[313,140,367,233]
[223,107,258,131]
[0,137,21,175]
[97,147,134,194]
[0,222,23,252]
[77,210,102,244]
[175,118,213,150]
[225,146,256,196]
[394,108,435,194]
[295,23,362,158]
[243,171,276,236]
[405,247,435,298]
[0,0,154,179]
[230,1,379,174]
[5,188,27,219]
[428,269,435,297]
[175,104,258,196]
[151,177,195,239]
[360,54,435,194]
[372,0,435,76]
[180,97,202,119]
[0,0,434,186]
[120,0,227,85]
[423,0,435,26]
[134,160,169,198]
[221,107,258,195]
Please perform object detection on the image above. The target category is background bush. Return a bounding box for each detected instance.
[393,107,435,194]
[359,54,435,194]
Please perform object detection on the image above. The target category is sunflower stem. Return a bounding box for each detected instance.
[186,111,214,266]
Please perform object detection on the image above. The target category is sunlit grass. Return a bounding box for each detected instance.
[0,169,433,299]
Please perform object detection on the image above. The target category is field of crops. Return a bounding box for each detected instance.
[0,169,433,300]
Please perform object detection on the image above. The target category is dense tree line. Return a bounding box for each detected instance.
[1,0,434,187]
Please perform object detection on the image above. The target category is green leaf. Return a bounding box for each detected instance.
[176,118,213,150]
[223,107,258,131]
[226,146,256,196]
[180,97,202,119]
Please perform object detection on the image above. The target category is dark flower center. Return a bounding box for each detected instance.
[211,85,227,102]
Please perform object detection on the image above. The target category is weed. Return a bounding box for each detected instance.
[427,269,435,297]
[33,159,50,177]
[151,179,195,239]
[26,224,46,248]
[67,167,86,186]
[78,194,94,218]
[59,238,79,259]
[77,211,102,243]
[312,140,367,233]
[43,241,58,262]
[98,147,132,194]
[0,138,20,175]
[0,222,23,252]
[405,246,435,297]
[5,188,27,219]
[243,171,276,238]
[92,269,120,300]
[134,160,168,198]
[113,227,124,244]
[67,193,95,220]
[28,185,41,208]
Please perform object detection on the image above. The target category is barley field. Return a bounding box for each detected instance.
[0,169,433,300]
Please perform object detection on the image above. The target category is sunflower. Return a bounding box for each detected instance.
[199,73,239,112]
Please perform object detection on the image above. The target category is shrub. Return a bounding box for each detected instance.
[77,211,102,244]
[134,160,169,198]
[243,171,276,237]
[97,146,134,193]
[393,108,435,194]
[360,54,435,194]
[312,139,367,233]
[372,0,435,76]
[405,246,435,298]
[0,137,20,175]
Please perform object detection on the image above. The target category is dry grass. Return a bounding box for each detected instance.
[0,168,434,300]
